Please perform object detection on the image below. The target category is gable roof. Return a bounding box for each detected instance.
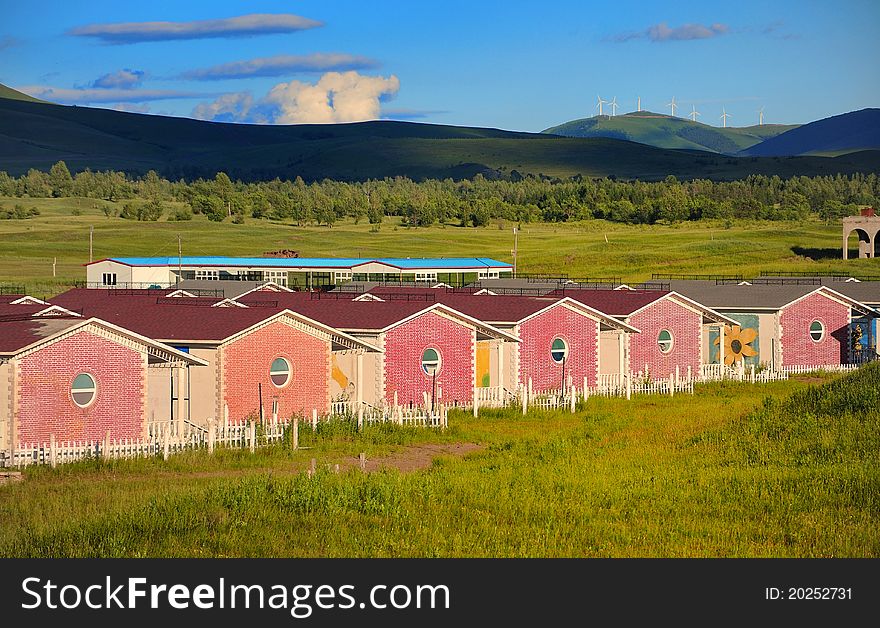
[48,289,379,350]
[234,291,520,341]
[0,316,207,366]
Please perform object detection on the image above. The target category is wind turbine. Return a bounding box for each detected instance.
[667,96,677,117]
[609,96,619,116]
[758,106,765,125]
[637,96,641,112]
[720,107,731,128]
[596,95,608,117]
[689,105,701,122]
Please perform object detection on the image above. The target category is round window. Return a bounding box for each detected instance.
[551,337,568,363]
[421,348,441,376]
[270,357,291,387]
[809,320,825,342]
[71,373,96,408]
[658,329,674,354]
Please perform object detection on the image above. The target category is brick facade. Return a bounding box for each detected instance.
[383,311,474,406]
[627,297,702,378]
[518,305,600,391]
[17,329,145,443]
[221,319,330,421]
[779,292,850,367]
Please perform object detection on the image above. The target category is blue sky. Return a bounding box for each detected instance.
[2,0,877,131]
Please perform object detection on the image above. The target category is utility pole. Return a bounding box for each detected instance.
[89,226,93,263]
[512,226,518,278]
[177,234,182,287]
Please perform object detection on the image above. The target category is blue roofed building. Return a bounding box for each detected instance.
[85,256,513,289]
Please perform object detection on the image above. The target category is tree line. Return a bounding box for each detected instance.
[0,161,876,227]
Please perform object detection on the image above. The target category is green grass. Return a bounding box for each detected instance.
[2,197,879,295]
[543,111,799,154]
[1,368,877,557]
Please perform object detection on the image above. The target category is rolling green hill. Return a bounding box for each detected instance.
[740,108,880,157]
[542,111,798,154]
[1,84,877,182]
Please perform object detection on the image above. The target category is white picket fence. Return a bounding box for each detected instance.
[1,403,447,469]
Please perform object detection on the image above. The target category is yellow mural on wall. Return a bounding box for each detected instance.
[331,354,350,390]
[716,324,758,365]
[476,341,491,387]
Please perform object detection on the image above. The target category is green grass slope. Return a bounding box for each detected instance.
[741,108,880,157]
[0,83,47,103]
[0,95,876,182]
[543,111,798,154]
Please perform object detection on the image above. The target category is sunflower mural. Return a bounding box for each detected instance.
[709,315,760,366]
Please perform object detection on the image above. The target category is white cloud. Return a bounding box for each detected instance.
[264,72,400,124]
[91,69,144,89]
[182,53,379,80]
[192,92,254,122]
[191,71,400,124]
[612,22,729,43]
[69,13,322,44]
[18,85,205,103]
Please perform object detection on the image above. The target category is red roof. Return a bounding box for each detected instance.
[236,291,456,331]
[549,289,669,316]
[0,317,83,354]
[50,289,292,342]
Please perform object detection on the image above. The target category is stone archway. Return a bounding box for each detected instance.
[842,215,880,259]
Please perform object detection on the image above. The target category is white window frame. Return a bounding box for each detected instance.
[550,337,568,363]
[71,373,97,408]
[809,320,825,343]
[658,329,674,354]
[101,272,117,286]
[421,347,441,376]
[270,357,292,388]
[195,269,219,281]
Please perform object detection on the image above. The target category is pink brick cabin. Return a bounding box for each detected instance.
[51,289,378,424]
[641,282,878,370]
[557,289,736,380]
[426,292,637,393]
[0,309,203,450]
[234,292,518,407]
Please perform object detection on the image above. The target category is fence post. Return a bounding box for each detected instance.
[528,377,533,401]
[626,372,632,400]
[675,366,680,387]
[473,390,479,418]
[669,373,675,397]
[223,403,229,432]
[248,421,256,454]
[521,383,527,415]
[208,419,215,455]
[570,387,576,413]
[163,427,170,461]
[442,403,448,429]
[750,364,756,383]
[359,452,366,471]
[309,458,316,478]
[292,416,299,451]
[49,434,57,469]
[357,406,364,432]
[311,408,318,432]
[687,365,692,383]
[103,430,111,461]
[583,377,588,401]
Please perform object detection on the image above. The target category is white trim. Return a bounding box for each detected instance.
[165,290,198,298]
[781,286,878,317]
[8,296,48,305]
[211,298,249,308]
[514,298,640,333]
[353,293,385,302]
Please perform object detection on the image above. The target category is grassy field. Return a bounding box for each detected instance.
[1,366,877,558]
[2,196,880,295]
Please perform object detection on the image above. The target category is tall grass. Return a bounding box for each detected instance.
[1,371,877,557]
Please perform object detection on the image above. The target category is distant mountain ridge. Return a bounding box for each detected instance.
[1,83,878,182]
[542,111,798,154]
[739,108,880,157]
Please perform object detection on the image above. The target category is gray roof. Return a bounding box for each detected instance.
[640,280,876,312]
[174,280,277,299]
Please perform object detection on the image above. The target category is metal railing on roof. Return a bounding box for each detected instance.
[629,282,671,291]
[748,277,822,286]
[651,273,743,281]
